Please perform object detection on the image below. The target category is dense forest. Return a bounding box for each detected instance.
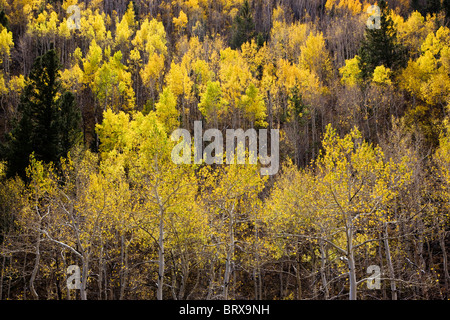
[0,0,449,300]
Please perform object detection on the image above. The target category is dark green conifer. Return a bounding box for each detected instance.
[357,0,407,82]
[230,0,255,49]
[2,49,82,179]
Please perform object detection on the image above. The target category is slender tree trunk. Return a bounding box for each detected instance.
[310,242,318,298]
[119,234,129,300]
[267,90,273,129]
[348,253,357,300]
[207,256,216,300]
[30,220,42,300]
[320,240,329,300]
[439,230,450,295]
[80,255,89,300]
[378,240,387,299]
[55,252,62,300]
[0,240,6,300]
[7,254,12,299]
[279,262,284,299]
[178,253,189,300]
[99,241,103,300]
[311,107,316,160]
[253,218,262,300]
[384,223,397,300]
[223,213,234,300]
[157,209,165,300]
[347,221,357,300]
[295,258,302,300]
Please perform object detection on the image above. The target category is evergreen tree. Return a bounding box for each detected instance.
[59,91,82,156]
[357,0,407,82]
[0,10,9,31]
[230,0,255,49]
[2,49,82,179]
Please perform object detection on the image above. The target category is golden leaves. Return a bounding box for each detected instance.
[340,56,361,87]
[400,27,450,106]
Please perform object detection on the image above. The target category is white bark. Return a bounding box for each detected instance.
[157,209,164,300]
[384,223,397,300]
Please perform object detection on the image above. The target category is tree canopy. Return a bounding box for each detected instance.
[0,0,449,301]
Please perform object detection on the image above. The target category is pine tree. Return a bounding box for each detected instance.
[230,0,255,49]
[0,10,9,30]
[59,91,82,156]
[2,49,82,179]
[357,0,406,81]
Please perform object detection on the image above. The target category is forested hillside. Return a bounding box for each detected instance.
[0,0,449,300]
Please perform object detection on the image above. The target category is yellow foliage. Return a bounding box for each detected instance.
[114,11,133,48]
[276,58,321,102]
[155,86,179,132]
[396,11,436,55]
[165,62,187,98]
[28,10,59,37]
[299,32,333,83]
[8,74,25,95]
[400,27,450,105]
[198,80,228,124]
[239,83,267,127]
[372,65,392,85]
[82,39,103,86]
[219,47,252,107]
[192,58,212,95]
[339,56,361,87]
[132,18,167,58]
[173,10,188,31]
[124,1,136,29]
[60,64,84,93]
[0,28,13,64]
[94,50,135,112]
[0,72,7,95]
[325,0,362,15]
[128,48,141,69]
[79,9,110,44]
[140,53,165,89]
[270,8,311,63]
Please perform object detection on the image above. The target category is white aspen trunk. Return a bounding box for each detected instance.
[0,241,5,299]
[120,235,129,300]
[120,235,124,300]
[384,223,397,300]
[98,240,103,300]
[178,254,188,300]
[30,210,44,300]
[320,240,329,300]
[223,226,233,300]
[80,255,89,300]
[206,256,216,300]
[347,220,357,300]
[223,207,235,300]
[348,253,357,300]
[295,257,302,300]
[254,225,262,300]
[157,209,164,300]
[439,231,450,294]
[30,230,41,300]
